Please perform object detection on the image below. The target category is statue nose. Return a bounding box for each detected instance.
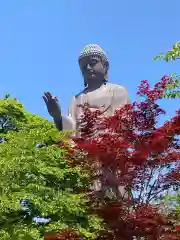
[87,64,92,70]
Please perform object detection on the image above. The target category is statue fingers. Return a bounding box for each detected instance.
[44,92,53,101]
[42,96,48,105]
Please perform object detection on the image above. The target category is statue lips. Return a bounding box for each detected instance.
[86,70,96,78]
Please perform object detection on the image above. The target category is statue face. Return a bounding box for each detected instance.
[79,56,106,86]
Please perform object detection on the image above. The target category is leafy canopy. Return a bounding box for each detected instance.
[0,95,102,240]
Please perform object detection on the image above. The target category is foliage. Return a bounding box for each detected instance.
[163,194,180,220]
[0,95,102,240]
[154,41,180,224]
[154,42,180,62]
[157,74,180,99]
[154,42,180,99]
[52,75,180,239]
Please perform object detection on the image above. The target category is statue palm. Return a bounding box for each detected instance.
[43,92,61,119]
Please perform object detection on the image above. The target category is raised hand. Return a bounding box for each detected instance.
[43,92,61,119]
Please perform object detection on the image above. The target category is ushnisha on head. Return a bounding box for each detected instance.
[78,44,109,87]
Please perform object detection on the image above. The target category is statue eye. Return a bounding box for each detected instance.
[80,58,98,71]
[91,59,98,65]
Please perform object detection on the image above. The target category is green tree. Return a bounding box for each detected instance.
[0,95,102,240]
[154,41,180,99]
[154,41,180,62]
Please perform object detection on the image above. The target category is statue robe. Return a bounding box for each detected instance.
[62,83,129,132]
[62,83,129,199]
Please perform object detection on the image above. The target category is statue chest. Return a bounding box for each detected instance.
[78,87,113,109]
[75,86,114,119]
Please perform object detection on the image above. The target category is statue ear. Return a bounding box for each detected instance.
[104,67,108,81]
[104,73,108,81]
[104,61,109,70]
[103,61,109,76]
[84,79,87,87]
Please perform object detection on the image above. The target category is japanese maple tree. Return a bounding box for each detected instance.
[50,75,180,240]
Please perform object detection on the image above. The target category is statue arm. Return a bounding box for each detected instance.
[53,116,63,131]
[112,85,130,112]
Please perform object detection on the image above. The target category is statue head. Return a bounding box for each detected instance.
[78,44,109,88]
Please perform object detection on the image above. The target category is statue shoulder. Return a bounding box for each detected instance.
[106,83,128,92]
[74,89,86,99]
[107,83,129,103]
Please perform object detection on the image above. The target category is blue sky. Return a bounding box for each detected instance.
[0,1,179,124]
